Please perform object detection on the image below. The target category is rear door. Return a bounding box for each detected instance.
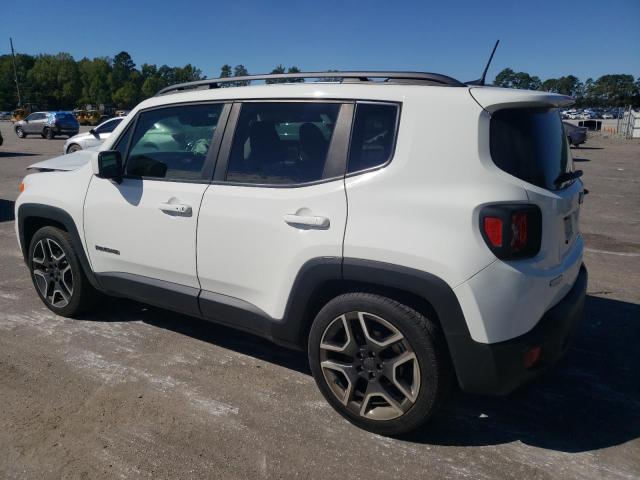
[196,101,352,321]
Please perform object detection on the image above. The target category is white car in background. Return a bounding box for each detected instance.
[63,117,124,154]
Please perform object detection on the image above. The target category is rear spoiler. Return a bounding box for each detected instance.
[469,87,574,113]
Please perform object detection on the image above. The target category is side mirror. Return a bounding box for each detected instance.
[89,128,98,137]
[92,150,123,183]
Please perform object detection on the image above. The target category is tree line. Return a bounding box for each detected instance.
[493,68,640,107]
[1,50,638,111]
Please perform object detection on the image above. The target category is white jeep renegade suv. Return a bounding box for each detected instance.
[15,71,587,435]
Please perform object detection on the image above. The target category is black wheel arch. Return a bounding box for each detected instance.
[18,203,102,290]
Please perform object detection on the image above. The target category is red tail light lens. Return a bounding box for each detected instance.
[480,205,541,259]
[483,217,503,247]
[511,212,528,252]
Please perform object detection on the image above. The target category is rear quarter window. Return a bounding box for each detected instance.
[490,107,572,190]
[347,103,399,174]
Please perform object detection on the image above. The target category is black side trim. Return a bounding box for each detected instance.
[341,258,476,389]
[199,290,273,338]
[274,257,343,346]
[341,258,470,337]
[201,257,342,348]
[97,272,200,317]
[17,203,102,290]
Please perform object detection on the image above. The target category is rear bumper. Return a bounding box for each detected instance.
[448,264,587,395]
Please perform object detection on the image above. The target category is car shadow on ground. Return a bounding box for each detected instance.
[0,199,15,222]
[572,157,590,162]
[402,295,640,453]
[84,294,639,453]
[573,146,604,150]
[0,151,39,157]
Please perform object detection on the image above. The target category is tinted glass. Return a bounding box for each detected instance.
[490,108,572,190]
[348,103,398,173]
[114,123,133,157]
[54,113,76,121]
[226,102,340,185]
[96,118,123,134]
[125,104,223,180]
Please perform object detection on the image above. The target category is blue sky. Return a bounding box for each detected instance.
[4,0,639,82]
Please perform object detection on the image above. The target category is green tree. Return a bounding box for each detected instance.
[112,82,139,108]
[111,51,135,89]
[220,64,232,78]
[77,57,112,107]
[591,74,636,106]
[27,53,80,109]
[266,64,286,84]
[0,53,35,109]
[233,64,249,86]
[287,66,304,82]
[493,68,541,90]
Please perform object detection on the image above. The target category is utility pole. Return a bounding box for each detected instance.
[10,37,22,107]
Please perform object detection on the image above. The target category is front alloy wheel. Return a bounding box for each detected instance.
[320,311,420,420]
[32,238,74,308]
[28,226,100,317]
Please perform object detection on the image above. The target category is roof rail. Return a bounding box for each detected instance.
[156,71,466,95]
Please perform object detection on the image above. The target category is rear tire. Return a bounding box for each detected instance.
[28,226,100,317]
[308,292,452,435]
[44,127,54,140]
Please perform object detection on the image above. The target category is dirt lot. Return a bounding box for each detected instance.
[0,122,638,479]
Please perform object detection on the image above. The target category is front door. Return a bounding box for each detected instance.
[84,102,229,314]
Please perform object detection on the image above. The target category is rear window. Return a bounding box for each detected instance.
[490,107,572,190]
[53,113,76,121]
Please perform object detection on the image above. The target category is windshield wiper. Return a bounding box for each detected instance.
[554,169,583,187]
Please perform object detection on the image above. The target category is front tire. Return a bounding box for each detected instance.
[16,126,26,138]
[44,127,54,139]
[308,293,452,435]
[67,143,82,153]
[28,226,99,317]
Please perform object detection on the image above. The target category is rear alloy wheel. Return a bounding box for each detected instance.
[309,293,451,435]
[28,226,100,317]
[16,126,26,138]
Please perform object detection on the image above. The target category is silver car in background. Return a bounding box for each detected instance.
[63,117,124,154]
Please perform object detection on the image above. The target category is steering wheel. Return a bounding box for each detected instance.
[186,138,210,155]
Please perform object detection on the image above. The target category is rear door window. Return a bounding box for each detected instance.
[226,102,340,185]
[490,107,573,190]
[347,103,399,174]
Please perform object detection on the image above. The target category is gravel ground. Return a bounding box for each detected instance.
[0,122,638,479]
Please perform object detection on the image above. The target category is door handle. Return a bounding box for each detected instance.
[284,214,330,228]
[158,202,192,216]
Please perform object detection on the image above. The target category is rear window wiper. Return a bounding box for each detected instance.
[554,169,583,187]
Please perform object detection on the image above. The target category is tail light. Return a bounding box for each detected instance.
[480,204,541,259]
